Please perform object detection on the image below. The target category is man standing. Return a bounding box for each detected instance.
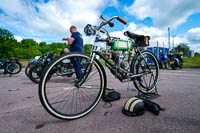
[62,26,83,81]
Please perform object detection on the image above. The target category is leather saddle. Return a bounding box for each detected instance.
[124,31,150,47]
[124,31,145,40]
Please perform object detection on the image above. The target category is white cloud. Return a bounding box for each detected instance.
[108,22,166,42]
[14,35,23,42]
[1,0,200,53]
[151,36,188,48]
[83,36,95,44]
[109,31,128,40]
[107,22,195,50]
[0,0,115,42]
[187,28,200,43]
[125,0,200,29]
[35,39,41,44]
[125,23,165,38]
[185,27,200,52]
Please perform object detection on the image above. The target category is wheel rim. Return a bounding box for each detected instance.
[6,63,20,74]
[30,66,41,83]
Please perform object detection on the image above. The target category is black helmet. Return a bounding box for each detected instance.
[122,97,145,117]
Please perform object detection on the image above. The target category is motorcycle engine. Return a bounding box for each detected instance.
[120,60,129,70]
[112,51,130,71]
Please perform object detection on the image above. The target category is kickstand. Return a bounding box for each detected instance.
[127,78,136,91]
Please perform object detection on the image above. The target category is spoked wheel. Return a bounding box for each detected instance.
[39,53,105,120]
[6,62,22,74]
[25,63,35,77]
[132,51,159,94]
[29,65,42,84]
[25,64,31,77]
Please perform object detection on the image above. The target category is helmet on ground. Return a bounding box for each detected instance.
[122,97,145,116]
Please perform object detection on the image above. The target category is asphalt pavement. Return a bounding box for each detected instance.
[0,68,200,133]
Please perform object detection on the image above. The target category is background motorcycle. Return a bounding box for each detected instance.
[167,52,183,70]
[28,51,55,83]
[25,56,41,78]
[0,57,22,75]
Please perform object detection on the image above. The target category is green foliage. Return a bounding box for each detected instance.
[183,54,200,68]
[0,28,93,59]
[171,43,190,56]
[49,43,67,56]
[194,52,200,57]
[0,28,14,41]
[83,44,92,55]
[0,28,16,58]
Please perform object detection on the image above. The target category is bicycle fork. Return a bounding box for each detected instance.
[75,51,96,88]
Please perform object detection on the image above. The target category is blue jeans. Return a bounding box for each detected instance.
[71,57,82,80]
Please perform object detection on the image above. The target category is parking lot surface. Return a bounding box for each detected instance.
[0,68,200,133]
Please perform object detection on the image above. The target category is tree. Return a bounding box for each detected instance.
[48,43,67,56]
[0,27,94,59]
[194,52,200,57]
[0,28,14,42]
[20,39,41,59]
[172,43,190,56]
[0,28,16,58]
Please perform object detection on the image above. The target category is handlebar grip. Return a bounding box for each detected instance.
[117,17,127,25]
[100,29,105,33]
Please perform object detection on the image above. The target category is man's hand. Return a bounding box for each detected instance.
[62,37,69,41]
[62,37,75,45]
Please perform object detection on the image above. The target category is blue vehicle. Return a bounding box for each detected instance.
[147,47,169,69]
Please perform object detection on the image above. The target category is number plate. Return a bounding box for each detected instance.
[170,61,174,64]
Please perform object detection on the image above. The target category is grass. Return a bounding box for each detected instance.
[19,59,29,67]
[183,55,200,68]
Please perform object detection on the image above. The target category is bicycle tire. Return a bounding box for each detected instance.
[131,50,159,94]
[39,53,106,120]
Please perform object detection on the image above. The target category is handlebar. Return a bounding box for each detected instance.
[84,15,127,42]
[100,29,105,33]
[117,17,127,25]
[99,15,127,28]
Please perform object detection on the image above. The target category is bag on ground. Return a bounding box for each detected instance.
[102,88,120,102]
[143,99,165,115]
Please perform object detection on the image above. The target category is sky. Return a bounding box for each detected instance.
[0,0,200,52]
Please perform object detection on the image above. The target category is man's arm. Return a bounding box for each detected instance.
[62,37,75,45]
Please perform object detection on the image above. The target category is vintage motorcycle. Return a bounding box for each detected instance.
[28,51,55,83]
[0,57,22,75]
[28,51,83,83]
